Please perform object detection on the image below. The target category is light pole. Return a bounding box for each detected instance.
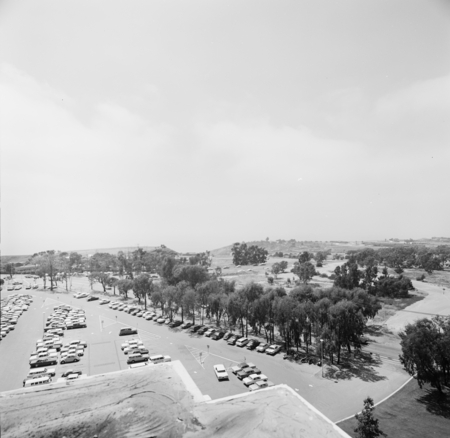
[320,339,324,378]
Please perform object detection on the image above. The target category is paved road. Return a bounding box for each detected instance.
[1,283,410,422]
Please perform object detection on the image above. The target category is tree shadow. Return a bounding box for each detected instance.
[325,351,387,382]
[416,389,450,419]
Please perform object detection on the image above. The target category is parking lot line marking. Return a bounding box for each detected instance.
[185,345,209,369]
[138,329,161,341]
[100,316,119,328]
[207,352,240,365]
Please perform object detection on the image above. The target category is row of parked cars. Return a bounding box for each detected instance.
[24,304,88,387]
[119,337,171,367]
[6,283,37,291]
[45,304,87,331]
[213,361,275,391]
[0,293,32,339]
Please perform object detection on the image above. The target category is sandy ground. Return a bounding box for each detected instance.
[0,362,350,438]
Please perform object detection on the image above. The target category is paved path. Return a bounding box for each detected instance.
[385,280,450,333]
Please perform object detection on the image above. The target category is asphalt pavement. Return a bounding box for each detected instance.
[0,283,411,422]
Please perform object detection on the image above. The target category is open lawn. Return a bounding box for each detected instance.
[401,268,450,289]
[338,379,450,438]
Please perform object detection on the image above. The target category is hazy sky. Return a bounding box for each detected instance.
[1,0,449,255]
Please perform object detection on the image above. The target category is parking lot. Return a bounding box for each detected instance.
[0,280,410,421]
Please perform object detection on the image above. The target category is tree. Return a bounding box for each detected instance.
[5,263,15,278]
[333,261,362,290]
[298,251,311,264]
[31,250,60,290]
[271,263,281,279]
[133,274,153,309]
[291,262,316,284]
[117,251,134,279]
[279,261,288,272]
[173,264,210,288]
[117,279,134,299]
[231,242,268,266]
[90,272,111,292]
[354,397,386,438]
[399,317,450,393]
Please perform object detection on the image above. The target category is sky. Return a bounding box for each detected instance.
[1,0,449,255]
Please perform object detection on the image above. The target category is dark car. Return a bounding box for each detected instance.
[87,296,99,301]
[181,322,193,329]
[61,370,82,378]
[169,320,182,328]
[246,340,261,350]
[67,322,87,330]
[190,324,203,333]
[30,358,58,368]
[227,335,239,346]
[119,327,138,336]
[197,326,209,335]
[236,367,255,380]
[212,331,225,340]
[223,332,234,341]
[127,354,149,365]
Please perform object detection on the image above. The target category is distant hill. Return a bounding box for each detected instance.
[1,246,178,265]
[211,240,388,257]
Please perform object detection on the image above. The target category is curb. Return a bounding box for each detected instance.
[334,375,414,424]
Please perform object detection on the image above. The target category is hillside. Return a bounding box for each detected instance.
[0,246,178,266]
[211,240,369,257]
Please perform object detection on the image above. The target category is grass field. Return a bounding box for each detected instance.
[338,379,450,438]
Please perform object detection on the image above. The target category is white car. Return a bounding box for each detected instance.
[248,380,275,391]
[204,328,216,337]
[242,373,268,387]
[265,345,282,355]
[213,364,229,381]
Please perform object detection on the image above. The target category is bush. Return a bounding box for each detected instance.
[320,273,328,278]
[416,274,426,282]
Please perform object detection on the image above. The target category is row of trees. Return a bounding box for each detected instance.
[347,245,450,274]
[22,247,210,292]
[334,259,414,298]
[139,257,381,366]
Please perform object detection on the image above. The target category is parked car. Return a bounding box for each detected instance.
[190,324,203,333]
[204,328,216,337]
[211,331,225,340]
[119,327,138,336]
[30,358,58,368]
[256,343,270,353]
[60,355,81,365]
[127,354,149,365]
[99,299,110,305]
[227,335,239,346]
[243,373,268,387]
[156,317,166,324]
[181,322,193,329]
[213,364,229,381]
[169,320,182,328]
[197,326,209,335]
[236,337,249,347]
[236,367,256,380]
[248,380,275,391]
[265,345,282,356]
[87,296,99,301]
[136,311,145,317]
[246,339,261,350]
[231,362,251,375]
[223,331,234,341]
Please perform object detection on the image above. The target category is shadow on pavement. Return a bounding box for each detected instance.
[325,351,387,382]
[416,389,450,419]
